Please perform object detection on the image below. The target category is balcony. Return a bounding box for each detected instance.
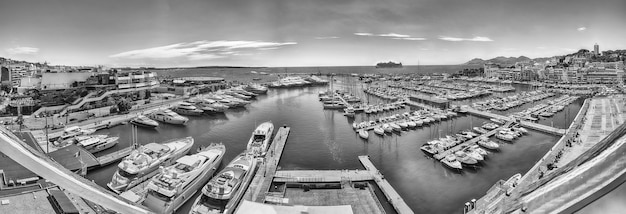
[117,76,131,81]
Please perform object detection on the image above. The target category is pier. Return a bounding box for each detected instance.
[240,126,291,203]
[238,127,413,214]
[359,156,414,214]
[463,107,566,135]
[273,170,373,182]
[96,146,134,166]
[432,126,503,160]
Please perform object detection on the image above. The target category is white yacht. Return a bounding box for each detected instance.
[142,144,225,214]
[107,137,195,194]
[74,135,119,153]
[172,102,204,116]
[148,109,189,125]
[59,126,96,141]
[130,115,159,128]
[247,122,274,157]
[189,152,256,214]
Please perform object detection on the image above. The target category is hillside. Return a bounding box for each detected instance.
[464,56,531,65]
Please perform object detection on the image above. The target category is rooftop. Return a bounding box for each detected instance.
[0,190,56,214]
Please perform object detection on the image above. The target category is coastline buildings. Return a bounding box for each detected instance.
[483,43,625,84]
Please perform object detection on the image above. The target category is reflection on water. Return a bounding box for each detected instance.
[85,82,578,214]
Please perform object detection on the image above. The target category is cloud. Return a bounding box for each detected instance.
[6,46,39,55]
[420,48,429,51]
[109,40,296,60]
[354,33,374,36]
[378,33,410,38]
[393,37,427,41]
[536,46,547,49]
[439,36,493,42]
[314,36,339,39]
[577,27,586,31]
[355,32,425,41]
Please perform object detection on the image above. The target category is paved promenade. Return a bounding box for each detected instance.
[558,95,626,167]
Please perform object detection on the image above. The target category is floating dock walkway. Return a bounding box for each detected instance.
[239,127,414,214]
[463,108,565,135]
[274,170,373,182]
[96,146,134,166]
[241,126,291,203]
[432,127,501,160]
[359,156,414,214]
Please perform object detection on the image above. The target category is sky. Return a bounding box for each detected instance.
[1,0,625,67]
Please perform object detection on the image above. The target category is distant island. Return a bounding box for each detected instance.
[375,61,403,68]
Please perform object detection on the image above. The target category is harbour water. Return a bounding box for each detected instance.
[84,76,581,213]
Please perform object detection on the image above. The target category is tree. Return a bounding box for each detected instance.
[117,99,133,113]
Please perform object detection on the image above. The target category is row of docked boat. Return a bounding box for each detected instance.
[130,86,270,127]
[353,109,459,139]
[471,91,555,111]
[509,95,578,121]
[440,144,490,170]
[421,122,529,171]
[268,75,329,88]
[55,133,120,154]
[343,102,405,117]
[400,81,492,101]
[363,87,407,101]
[109,122,275,214]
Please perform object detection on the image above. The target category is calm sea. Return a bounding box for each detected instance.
[151,65,481,83]
[82,70,592,214]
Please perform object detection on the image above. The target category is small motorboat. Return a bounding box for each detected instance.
[358,130,369,139]
[406,121,416,128]
[473,127,488,134]
[390,123,402,132]
[373,127,385,135]
[497,133,514,142]
[477,139,500,150]
[398,121,408,129]
[382,124,393,133]
[441,154,462,170]
[455,151,478,165]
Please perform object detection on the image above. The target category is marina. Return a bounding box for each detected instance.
[0,74,617,214]
[1,1,626,213]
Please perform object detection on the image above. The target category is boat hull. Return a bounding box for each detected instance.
[142,152,224,214]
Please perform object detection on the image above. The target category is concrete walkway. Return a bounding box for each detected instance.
[558,95,626,167]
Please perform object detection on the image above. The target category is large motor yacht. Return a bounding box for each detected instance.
[148,109,189,125]
[73,135,119,153]
[142,143,225,214]
[107,137,194,194]
[246,122,274,157]
[189,152,256,214]
[171,102,204,116]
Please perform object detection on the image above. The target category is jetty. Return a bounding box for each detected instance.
[274,170,373,182]
[240,126,291,203]
[96,146,134,166]
[463,107,566,135]
[432,126,504,160]
[359,156,414,214]
[239,127,413,214]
